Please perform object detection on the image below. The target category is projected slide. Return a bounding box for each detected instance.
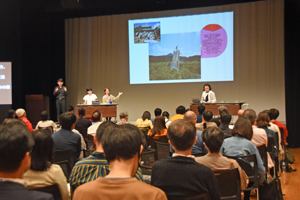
[0,62,12,104]
[128,11,233,84]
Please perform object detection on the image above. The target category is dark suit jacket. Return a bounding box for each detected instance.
[151,156,220,200]
[219,124,232,138]
[0,181,54,200]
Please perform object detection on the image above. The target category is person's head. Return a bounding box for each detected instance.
[176,105,186,115]
[104,88,110,95]
[197,104,205,114]
[243,109,256,125]
[269,108,279,120]
[15,108,26,118]
[142,111,151,121]
[95,121,116,147]
[237,109,244,118]
[202,110,213,122]
[78,107,86,117]
[231,117,253,140]
[59,113,76,130]
[202,127,224,153]
[152,116,167,136]
[218,106,228,115]
[57,78,63,87]
[203,83,211,92]
[2,119,27,128]
[256,112,270,127]
[154,108,162,117]
[184,111,197,125]
[101,124,146,173]
[168,119,196,152]
[220,113,232,125]
[162,111,170,119]
[119,111,129,121]
[86,88,92,95]
[0,125,34,175]
[67,106,74,113]
[30,130,54,171]
[7,109,16,119]
[92,110,102,122]
[40,111,49,121]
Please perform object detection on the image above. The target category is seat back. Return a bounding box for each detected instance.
[213,168,241,200]
[85,139,94,150]
[167,193,210,200]
[138,126,151,143]
[54,160,71,182]
[279,127,284,145]
[87,134,94,141]
[29,184,62,200]
[267,137,275,160]
[38,126,53,134]
[75,126,88,139]
[257,144,268,172]
[155,141,170,160]
[141,148,156,166]
[53,149,75,180]
[157,135,168,143]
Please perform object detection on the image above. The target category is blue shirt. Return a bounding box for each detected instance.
[196,114,202,123]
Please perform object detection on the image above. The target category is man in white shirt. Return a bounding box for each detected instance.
[87,110,102,136]
[201,83,216,103]
[83,88,97,105]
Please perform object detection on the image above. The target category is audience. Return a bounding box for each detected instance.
[211,106,228,126]
[147,116,167,139]
[135,111,153,129]
[75,107,92,138]
[196,104,205,123]
[73,123,167,200]
[87,110,102,136]
[269,108,288,145]
[6,109,16,119]
[15,108,33,132]
[23,130,69,200]
[151,119,220,200]
[237,109,244,118]
[196,127,248,191]
[70,121,143,189]
[2,118,27,127]
[169,105,186,122]
[151,108,162,124]
[116,111,129,125]
[67,106,74,113]
[195,110,218,131]
[0,124,54,200]
[52,113,81,160]
[219,112,232,138]
[35,111,57,132]
[170,111,208,155]
[162,111,172,127]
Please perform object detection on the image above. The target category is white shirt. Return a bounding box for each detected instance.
[201,90,217,103]
[87,121,102,136]
[83,94,97,105]
[35,120,57,132]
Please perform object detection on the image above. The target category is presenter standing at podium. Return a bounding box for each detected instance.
[102,88,123,121]
[83,88,97,105]
[53,78,68,121]
[201,83,217,103]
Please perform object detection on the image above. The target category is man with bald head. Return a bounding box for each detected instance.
[170,111,207,155]
[237,109,244,118]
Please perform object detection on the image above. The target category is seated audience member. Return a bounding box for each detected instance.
[67,106,74,113]
[15,108,33,132]
[0,124,54,200]
[151,119,220,200]
[211,106,229,126]
[269,108,288,145]
[170,105,186,122]
[52,113,81,160]
[147,116,167,139]
[162,111,172,127]
[116,111,129,125]
[23,130,69,200]
[73,123,167,200]
[135,111,153,129]
[219,113,232,138]
[87,110,102,136]
[2,118,27,127]
[170,111,207,155]
[220,118,265,190]
[35,111,57,132]
[196,127,248,191]
[237,109,244,118]
[75,107,92,138]
[195,110,218,131]
[151,108,162,124]
[6,109,16,119]
[196,104,205,123]
[69,121,143,188]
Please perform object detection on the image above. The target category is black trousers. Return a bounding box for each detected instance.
[56,98,66,121]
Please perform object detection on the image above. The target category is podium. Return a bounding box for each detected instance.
[190,102,245,116]
[76,104,118,118]
[26,95,49,125]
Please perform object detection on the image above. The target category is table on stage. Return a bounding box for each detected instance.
[190,102,245,115]
[76,104,118,118]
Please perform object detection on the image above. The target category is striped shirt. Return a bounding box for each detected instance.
[69,151,143,187]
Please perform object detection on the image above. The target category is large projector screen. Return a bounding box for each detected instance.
[128,11,234,84]
[0,62,12,105]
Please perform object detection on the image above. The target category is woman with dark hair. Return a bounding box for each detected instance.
[147,116,167,139]
[220,117,265,200]
[7,109,16,119]
[23,130,69,200]
[201,83,217,103]
[135,111,153,129]
[35,111,57,132]
[162,111,172,128]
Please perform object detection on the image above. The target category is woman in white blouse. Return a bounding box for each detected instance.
[83,88,97,105]
[201,83,217,103]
